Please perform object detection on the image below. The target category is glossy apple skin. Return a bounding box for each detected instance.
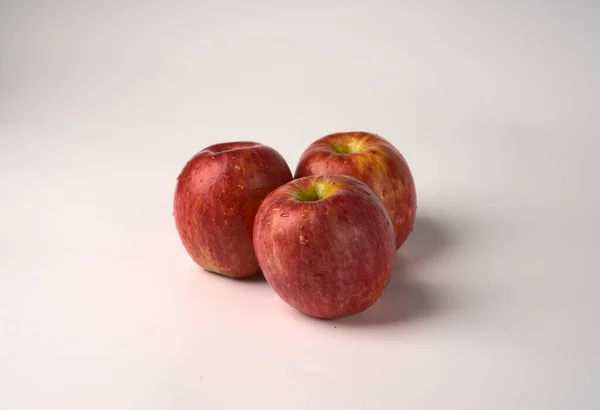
[295,132,416,250]
[174,142,292,278]
[253,175,396,319]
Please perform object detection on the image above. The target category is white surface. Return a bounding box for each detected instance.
[1,1,599,409]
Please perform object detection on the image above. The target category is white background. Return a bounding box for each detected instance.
[1,1,599,409]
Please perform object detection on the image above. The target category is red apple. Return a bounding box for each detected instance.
[253,175,396,319]
[174,142,292,278]
[295,131,416,250]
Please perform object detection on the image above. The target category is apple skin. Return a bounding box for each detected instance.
[253,175,396,319]
[174,142,293,278]
[295,131,416,250]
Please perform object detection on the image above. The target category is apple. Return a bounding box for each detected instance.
[174,142,292,278]
[253,175,396,319]
[295,131,416,250]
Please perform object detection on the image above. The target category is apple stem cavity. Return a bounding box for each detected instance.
[294,181,337,202]
[331,139,367,154]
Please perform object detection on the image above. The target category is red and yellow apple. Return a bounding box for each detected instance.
[253,175,396,319]
[295,131,416,250]
[174,142,292,278]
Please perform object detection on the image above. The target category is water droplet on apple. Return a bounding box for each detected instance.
[234,165,241,171]
[224,220,229,225]
[237,184,244,190]
[212,217,216,222]
[272,208,280,212]
[224,174,230,180]
[211,156,216,160]
[300,211,308,218]
[280,212,290,218]
[299,235,308,245]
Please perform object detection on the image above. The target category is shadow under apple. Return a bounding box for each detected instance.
[336,215,457,326]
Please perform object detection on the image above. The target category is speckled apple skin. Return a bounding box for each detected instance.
[295,132,416,250]
[174,142,292,278]
[253,175,396,319]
